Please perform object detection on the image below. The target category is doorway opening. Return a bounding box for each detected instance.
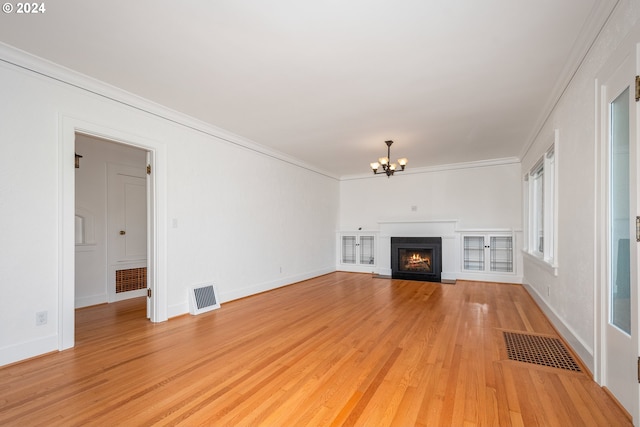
[75,134,149,314]
[61,116,166,352]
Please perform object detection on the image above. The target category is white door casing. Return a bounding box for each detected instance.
[597,44,639,424]
[146,151,155,320]
[61,117,167,354]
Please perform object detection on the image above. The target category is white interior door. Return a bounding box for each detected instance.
[107,164,147,303]
[116,174,147,259]
[602,51,639,422]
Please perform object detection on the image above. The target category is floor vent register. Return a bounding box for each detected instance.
[503,331,581,372]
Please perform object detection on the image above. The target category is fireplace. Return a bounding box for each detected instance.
[391,237,442,282]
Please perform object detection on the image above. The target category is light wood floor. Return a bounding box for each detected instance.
[0,272,631,426]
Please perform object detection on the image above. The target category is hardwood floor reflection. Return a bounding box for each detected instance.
[0,272,631,426]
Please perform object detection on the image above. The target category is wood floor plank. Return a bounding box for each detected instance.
[0,273,632,426]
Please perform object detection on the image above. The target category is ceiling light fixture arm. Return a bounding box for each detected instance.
[370,140,408,178]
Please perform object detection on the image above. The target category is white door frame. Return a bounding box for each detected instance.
[59,115,168,351]
[595,26,640,424]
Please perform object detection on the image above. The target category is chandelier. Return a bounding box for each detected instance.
[370,140,407,177]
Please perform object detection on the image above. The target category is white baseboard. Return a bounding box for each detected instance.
[441,272,457,282]
[168,301,189,319]
[359,268,518,284]
[112,289,147,302]
[522,282,594,373]
[456,272,522,284]
[0,335,58,367]
[336,264,378,274]
[377,267,392,276]
[75,293,107,308]
[221,267,336,303]
[168,267,337,319]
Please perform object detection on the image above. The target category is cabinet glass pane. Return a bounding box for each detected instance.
[490,236,513,272]
[342,236,356,264]
[359,236,375,265]
[463,236,484,271]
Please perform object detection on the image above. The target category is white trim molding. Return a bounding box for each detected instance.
[0,42,338,181]
[341,157,521,181]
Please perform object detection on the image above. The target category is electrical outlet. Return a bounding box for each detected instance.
[36,311,47,326]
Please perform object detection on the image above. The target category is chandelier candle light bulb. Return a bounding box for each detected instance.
[370,140,408,177]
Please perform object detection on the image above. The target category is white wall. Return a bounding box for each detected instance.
[339,161,523,282]
[5,1,636,371]
[165,138,338,310]
[75,135,147,308]
[339,161,522,231]
[0,47,338,366]
[520,0,640,372]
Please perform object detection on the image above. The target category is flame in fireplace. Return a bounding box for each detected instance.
[403,252,431,271]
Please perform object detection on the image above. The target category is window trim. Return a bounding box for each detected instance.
[524,131,558,275]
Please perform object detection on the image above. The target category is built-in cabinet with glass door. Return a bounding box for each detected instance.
[462,233,514,274]
[338,233,377,272]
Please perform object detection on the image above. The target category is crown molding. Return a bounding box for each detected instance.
[0,42,339,181]
[340,156,521,181]
[519,0,620,161]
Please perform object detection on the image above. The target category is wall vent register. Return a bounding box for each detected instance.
[189,283,221,315]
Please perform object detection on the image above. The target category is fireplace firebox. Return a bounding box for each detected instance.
[391,237,442,282]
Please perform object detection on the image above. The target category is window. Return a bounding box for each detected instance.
[531,162,544,256]
[526,138,557,268]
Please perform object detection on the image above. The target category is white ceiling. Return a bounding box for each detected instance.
[0,0,616,177]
